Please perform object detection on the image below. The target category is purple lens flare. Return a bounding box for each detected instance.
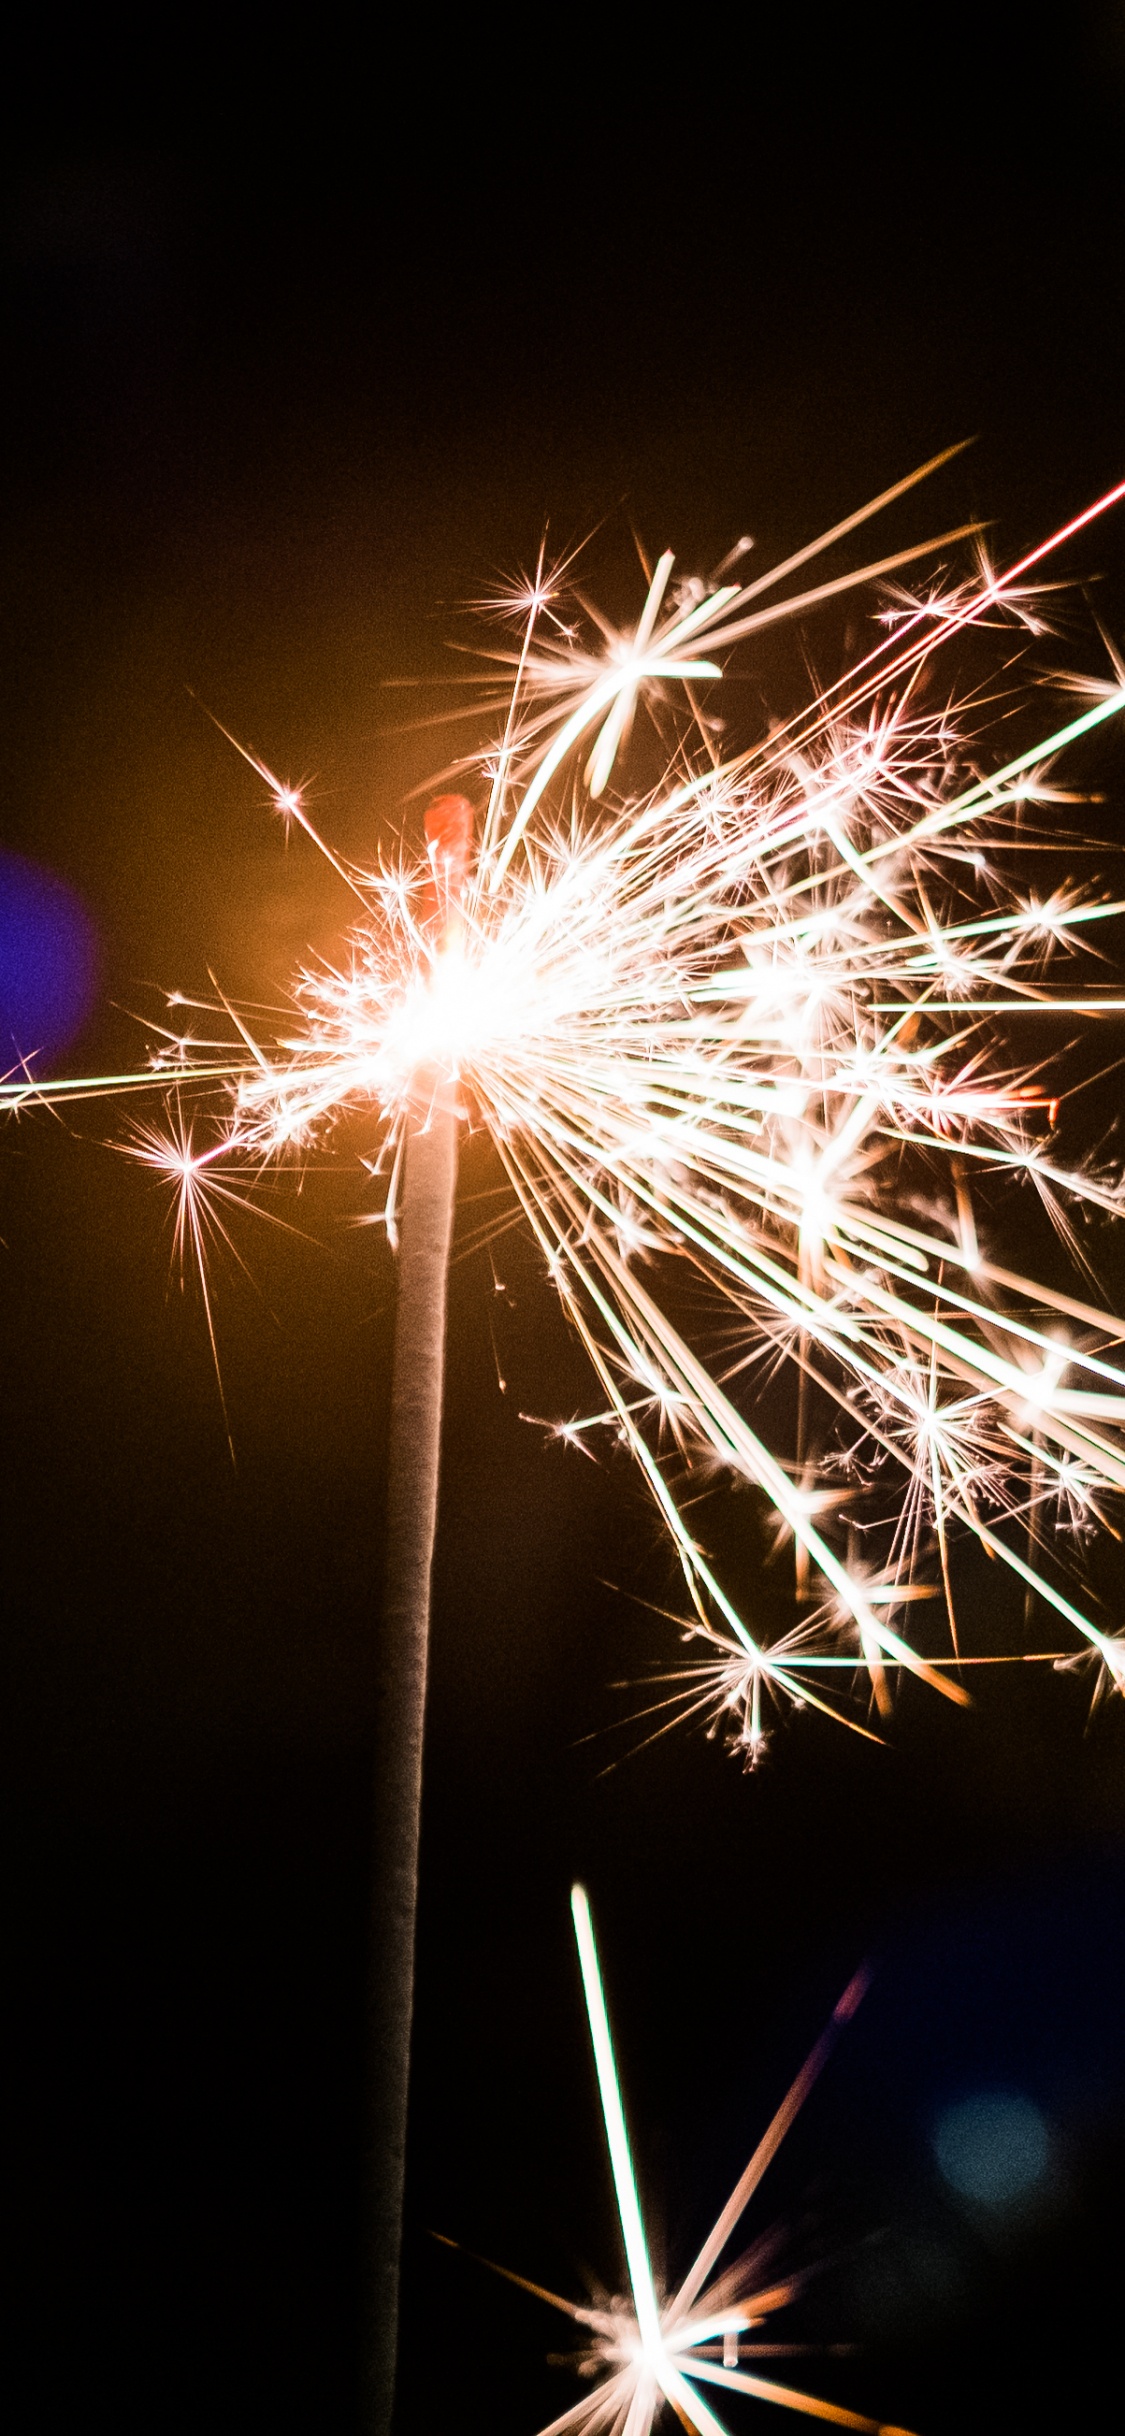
[0,848,100,1071]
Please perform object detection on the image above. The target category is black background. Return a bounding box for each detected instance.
[4,11,1125,2431]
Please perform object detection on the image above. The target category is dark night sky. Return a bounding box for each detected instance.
[4,15,1125,2433]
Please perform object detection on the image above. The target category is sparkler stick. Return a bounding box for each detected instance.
[367,1095,457,2430]
[367,794,471,2435]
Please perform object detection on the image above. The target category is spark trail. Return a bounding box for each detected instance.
[440,1885,913,2436]
[8,456,1125,1752]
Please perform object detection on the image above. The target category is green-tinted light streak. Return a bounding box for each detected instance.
[494,1133,778,1676]
[659,2361,736,2436]
[866,687,1125,865]
[570,1885,662,2357]
[971,1521,1117,1666]
[848,1207,1125,1336]
[773,688,1125,912]
[832,1231,1125,1398]
[873,1000,1125,1013]
[498,1071,866,1347]
[903,896,1125,948]
[0,1061,249,1109]
[896,1133,1124,1221]
[819,1252,1125,1494]
[569,1886,733,2436]
[503,1100,963,1706]
[560,1174,962,1700]
[498,1061,1125,1689]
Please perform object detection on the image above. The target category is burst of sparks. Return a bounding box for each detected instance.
[442,1884,913,2436]
[8,458,1125,1747]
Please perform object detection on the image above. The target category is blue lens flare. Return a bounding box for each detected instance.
[932,2091,1052,2209]
[0,848,99,1070]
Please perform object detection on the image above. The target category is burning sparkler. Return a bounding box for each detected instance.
[7,450,1125,2426]
[12,452,1124,1740]
[444,1884,912,2436]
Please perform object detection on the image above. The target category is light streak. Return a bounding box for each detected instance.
[8,458,1125,1748]
[452,1885,913,2436]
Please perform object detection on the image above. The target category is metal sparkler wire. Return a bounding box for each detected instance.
[7,457,1125,1752]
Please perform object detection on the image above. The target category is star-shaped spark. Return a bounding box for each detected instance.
[450,1888,913,2436]
[9,459,1125,1749]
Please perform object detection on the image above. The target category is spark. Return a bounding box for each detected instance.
[444,1885,914,2436]
[9,458,1125,1738]
[125,1105,245,1452]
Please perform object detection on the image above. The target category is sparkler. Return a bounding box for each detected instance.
[7,451,1125,2424]
[17,455,1125,1741]
[367,794,467,2429]
[444,1884,913,2436]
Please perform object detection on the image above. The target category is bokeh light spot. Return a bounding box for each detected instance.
[0,848,99,1070]
[932,2091,1051,2209]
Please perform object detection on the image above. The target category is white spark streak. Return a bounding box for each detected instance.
[9,462,1125,1745]
[448,1886,911,2436]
